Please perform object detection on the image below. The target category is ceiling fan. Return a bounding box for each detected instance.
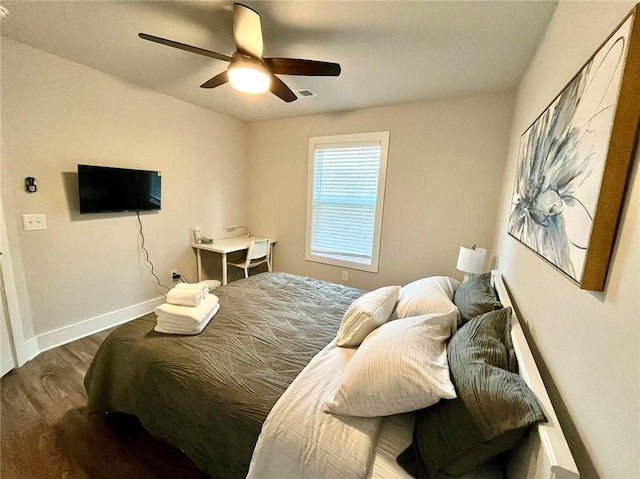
[139,3,341,102]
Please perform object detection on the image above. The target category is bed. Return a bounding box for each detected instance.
[85,271,579,479]
[85,273,365,477]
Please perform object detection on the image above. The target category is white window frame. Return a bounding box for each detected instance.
[305,131,390,273]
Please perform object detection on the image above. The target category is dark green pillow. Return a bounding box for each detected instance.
[453,273,502,326]
[397,308,545,479]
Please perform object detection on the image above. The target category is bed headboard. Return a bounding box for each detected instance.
[491,271,579,479]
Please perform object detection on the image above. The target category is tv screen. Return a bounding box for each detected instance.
[78,164,162,214]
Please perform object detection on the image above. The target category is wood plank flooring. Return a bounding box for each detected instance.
[0,329,209,479]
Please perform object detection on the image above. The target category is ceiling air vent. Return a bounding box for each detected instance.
[296,89,316,98]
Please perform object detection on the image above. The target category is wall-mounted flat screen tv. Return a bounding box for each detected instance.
[78,164,162,214]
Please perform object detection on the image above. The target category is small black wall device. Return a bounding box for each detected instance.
[78,164,162,214]
[25,177,37,193]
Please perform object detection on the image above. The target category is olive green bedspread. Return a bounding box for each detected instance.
[84,272,364,478]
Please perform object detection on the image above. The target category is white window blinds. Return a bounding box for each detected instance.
[306,132,389,272]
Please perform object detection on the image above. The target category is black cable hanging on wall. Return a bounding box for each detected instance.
[136,211,170,292]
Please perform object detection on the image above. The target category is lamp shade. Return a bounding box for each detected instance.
[456,246,487,274]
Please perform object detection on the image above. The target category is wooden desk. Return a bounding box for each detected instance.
[192,236,276,285]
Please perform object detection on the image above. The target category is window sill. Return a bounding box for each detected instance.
[305,252,379,273]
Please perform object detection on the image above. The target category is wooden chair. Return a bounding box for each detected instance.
[227,239,271,278]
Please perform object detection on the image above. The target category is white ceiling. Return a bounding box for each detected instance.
[0,1,557,123]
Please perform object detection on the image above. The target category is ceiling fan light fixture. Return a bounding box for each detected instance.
[228,58,271,94]
[139,3,340,103]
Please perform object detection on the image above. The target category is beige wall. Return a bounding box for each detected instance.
[492,2,639,478]
[246,92,514,290]
[1,39,247,338]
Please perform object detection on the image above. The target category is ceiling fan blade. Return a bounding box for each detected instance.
[265,58,341,76]
[139,33,232,63]
[270,75,297,103]
[200,71,229,89]
[233,3,264,58]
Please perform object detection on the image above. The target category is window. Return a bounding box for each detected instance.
[306,131,390,273]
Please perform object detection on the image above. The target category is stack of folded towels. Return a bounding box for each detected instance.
[154,282,220,335]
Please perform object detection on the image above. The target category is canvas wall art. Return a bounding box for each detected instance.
[508,6,640,291]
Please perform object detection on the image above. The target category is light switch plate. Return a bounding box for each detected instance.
[22,214,47,231]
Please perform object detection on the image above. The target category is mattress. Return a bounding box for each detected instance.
[84,272,364,478]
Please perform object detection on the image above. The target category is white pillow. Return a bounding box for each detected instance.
[336,286,401,347]
[324,310,458,417]
[394,276,460,319]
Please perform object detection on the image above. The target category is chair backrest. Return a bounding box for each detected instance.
[247,239,270,262]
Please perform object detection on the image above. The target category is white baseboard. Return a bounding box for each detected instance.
[23,337,40,362]
[35,296,165,354]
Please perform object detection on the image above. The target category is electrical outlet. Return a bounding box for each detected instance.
[22,214,47,231]
[341,270,348,282]
[170,269,179,281]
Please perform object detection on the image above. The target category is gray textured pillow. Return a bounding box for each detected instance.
[453,272,502,326]
[397,308,545,479]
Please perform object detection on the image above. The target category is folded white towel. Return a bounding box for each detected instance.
[156,316,209,330]
[166,288,204,307]
[154,294,219,326]
[155,304,219,335]
[156,305,219,332]
[175,282,209,297]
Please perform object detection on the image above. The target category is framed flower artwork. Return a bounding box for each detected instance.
[508,6,640,291]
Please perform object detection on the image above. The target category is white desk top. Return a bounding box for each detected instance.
[192,235,276,254]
